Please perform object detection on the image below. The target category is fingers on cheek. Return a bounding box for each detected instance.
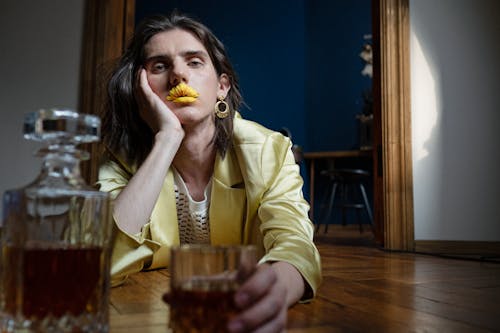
[135,70,145,90]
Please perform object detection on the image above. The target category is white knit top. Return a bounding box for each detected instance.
[172,168,212,244]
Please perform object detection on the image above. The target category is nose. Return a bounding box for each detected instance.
[168,61,187,87]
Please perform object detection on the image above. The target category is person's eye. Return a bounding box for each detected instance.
[150,62,168,73]
[188,59,203,67]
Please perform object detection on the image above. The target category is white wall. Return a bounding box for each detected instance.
[0,0,84,218]
[410,0,500,241]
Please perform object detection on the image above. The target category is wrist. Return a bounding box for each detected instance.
[155,127,184,145]
[271,261,305,306]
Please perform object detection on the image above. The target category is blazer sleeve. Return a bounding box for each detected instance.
[257,135,322,301]
[96,156,160,286]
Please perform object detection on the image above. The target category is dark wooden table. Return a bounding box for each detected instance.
[303,150,372,222]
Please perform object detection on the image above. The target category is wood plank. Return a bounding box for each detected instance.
[110,271,168,315]
[345,278,500,331]
[107,231,500,331]
[288,296,412,332]
[110,311,170,333]
[318,276,492,332]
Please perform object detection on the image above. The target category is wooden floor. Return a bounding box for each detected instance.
[290,225,500,332]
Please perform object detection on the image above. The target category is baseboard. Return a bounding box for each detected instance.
[414,240,500,258]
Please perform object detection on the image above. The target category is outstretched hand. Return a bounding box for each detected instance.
[163,261,304,333]
[228,263,288,333]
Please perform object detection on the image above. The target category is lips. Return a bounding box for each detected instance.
[166,82,199,104]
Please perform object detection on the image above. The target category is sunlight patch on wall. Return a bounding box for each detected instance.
[410,31,440,162]
[410,25,444,240]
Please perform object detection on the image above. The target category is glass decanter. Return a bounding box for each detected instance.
[1,109,114,332]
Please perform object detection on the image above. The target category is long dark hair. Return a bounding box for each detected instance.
[101,12,243,165]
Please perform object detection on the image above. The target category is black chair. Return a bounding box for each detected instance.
[317,168,373,233]
[279,127,304,164]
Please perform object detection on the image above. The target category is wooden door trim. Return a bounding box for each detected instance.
[378,0,414,250]
[79,0,415,251]
[79,0,135,184]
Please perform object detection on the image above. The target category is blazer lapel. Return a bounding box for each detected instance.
[209,149,246,245]
[150,168,180,247]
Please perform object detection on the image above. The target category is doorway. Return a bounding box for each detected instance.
[79,0,414,252]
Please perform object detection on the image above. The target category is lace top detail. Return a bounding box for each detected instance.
[173,168,211,244]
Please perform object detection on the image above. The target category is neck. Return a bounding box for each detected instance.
[173,128,216,200]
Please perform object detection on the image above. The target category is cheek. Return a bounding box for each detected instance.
[147,75,168,96]
[200,79,221,101]
[195,72,219,93]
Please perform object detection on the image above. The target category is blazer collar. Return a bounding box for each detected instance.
[212,147,243,188]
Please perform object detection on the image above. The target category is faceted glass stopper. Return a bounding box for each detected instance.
[23,109,100,143]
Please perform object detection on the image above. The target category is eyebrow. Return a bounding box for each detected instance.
[144,50,209,63]
[181,50,209,59]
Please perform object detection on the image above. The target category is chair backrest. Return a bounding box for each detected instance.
[291,144,304,164]
[278,127,303,164]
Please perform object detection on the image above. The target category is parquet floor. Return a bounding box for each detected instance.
[293,225,500,332]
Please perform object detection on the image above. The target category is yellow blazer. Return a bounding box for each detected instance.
[97,116,322,299]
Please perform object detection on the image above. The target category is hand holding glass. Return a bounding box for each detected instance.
[165,245,257,333]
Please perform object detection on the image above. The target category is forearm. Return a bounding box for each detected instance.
[271,261,305,307]
[113,130,183,234]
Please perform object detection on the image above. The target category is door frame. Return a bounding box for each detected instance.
[80,0,414,251]
[375,0,414,250]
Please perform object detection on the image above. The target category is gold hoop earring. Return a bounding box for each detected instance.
[215,96,230,119]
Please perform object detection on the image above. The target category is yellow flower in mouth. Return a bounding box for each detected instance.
[166,82,199,104]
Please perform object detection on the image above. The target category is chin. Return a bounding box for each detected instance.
[173,108,197,122]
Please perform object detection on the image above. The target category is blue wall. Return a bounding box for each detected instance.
[135,0,306,147]
[135,0,371,152]
[305,0,372,151]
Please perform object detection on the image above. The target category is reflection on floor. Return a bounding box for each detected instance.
[298,224,500,332]
[313,224,376,247]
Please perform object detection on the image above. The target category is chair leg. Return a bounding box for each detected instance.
[356,209,363,233]
[359,184,373,224]
[339,183,348,227]
[316,183,331,233]
[323,182,337,234]
[341,207,347,226]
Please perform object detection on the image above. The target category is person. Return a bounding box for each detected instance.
[97,12,321,333]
